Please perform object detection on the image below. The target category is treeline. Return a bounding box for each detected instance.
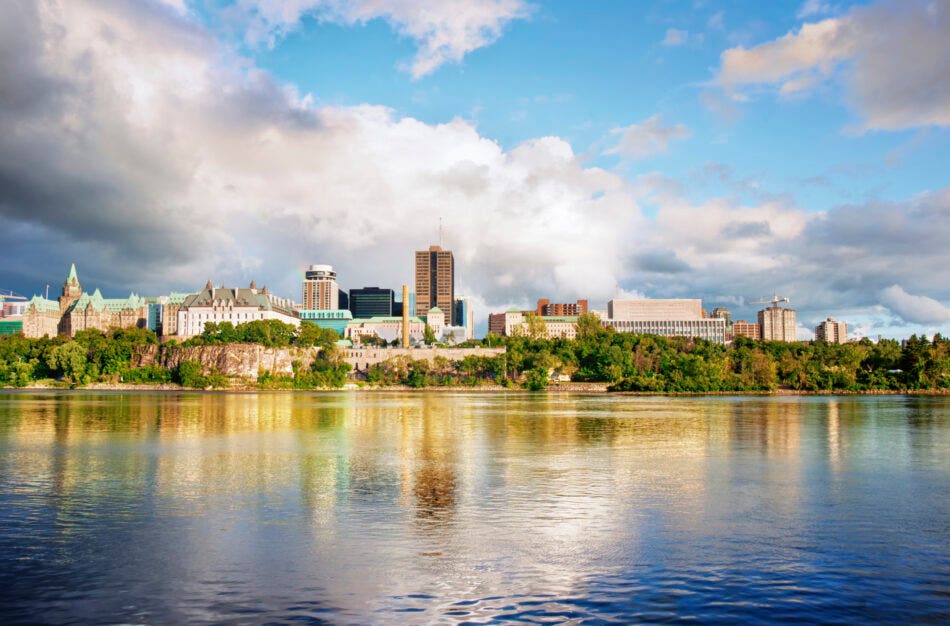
[457,314,950,391]
[0,320,349,389]
[2,315,948,392]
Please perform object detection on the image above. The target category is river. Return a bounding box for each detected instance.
[0,391,947,623]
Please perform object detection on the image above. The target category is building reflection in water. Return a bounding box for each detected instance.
[1,390,945,609]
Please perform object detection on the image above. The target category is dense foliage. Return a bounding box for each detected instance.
[0,321,349,389]
[1,314,948,392]
[461,314,950,392]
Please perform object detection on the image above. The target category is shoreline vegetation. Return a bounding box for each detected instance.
[1,315,948,393]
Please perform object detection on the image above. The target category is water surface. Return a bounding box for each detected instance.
[0,391,947,623]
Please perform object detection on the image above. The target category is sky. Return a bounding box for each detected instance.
[1,0,949,339]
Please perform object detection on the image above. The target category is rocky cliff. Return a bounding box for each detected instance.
[134,344,318,379]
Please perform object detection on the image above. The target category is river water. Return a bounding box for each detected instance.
[0,391,947,624]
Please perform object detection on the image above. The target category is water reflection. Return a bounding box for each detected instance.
[0,391,947,623]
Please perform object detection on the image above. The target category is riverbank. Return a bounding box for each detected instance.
[4,382,950,395]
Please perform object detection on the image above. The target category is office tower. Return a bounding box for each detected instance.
[414,245,454,325]
[348,287,395,318]
[302,264,339,310]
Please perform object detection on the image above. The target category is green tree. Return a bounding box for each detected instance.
[423,324,437,345]
[46,341,90,385]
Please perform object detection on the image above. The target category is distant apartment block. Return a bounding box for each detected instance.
[536,298,588,316]
[815,317,848,344]
[732,320,761,340]
[709,307,732,325]
[758,306,797,341]
[415,245,454,325]
[302,264,339,310]
[488,312,507,336]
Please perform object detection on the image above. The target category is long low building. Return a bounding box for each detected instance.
[603,298,726,343]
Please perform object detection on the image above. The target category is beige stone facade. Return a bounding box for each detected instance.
[21,265,148,338]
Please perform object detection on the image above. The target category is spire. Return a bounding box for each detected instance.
[67,263,78,283]
[205,279,213,291]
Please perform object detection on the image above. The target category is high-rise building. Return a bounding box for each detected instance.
[710,307,732,326]
[758,306,797,341]
[415,245,454,325]
[302,264,339,310]
[454,296,475,340]
[815,317,847,344]
[349,287,395,318]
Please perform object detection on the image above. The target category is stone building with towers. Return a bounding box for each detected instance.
[21,264,150,338]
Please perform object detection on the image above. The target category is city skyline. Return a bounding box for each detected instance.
[1,0,948,340]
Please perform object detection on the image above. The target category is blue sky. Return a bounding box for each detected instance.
[1,0,948,338]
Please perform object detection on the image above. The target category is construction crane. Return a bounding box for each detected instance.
[751,292,790,308]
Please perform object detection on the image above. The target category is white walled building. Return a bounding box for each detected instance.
[604,298,726,343]
[176,282,300,338]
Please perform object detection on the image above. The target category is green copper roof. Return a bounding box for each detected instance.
[428,306,442,313]
[27,295,60,314]
[68,289,146,313]
[67,263,78,283]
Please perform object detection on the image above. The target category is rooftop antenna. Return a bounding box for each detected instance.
[438,216,443,247]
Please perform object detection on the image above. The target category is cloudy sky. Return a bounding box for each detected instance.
[1,0,948,338]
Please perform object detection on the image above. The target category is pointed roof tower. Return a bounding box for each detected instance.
[67,263,78,283]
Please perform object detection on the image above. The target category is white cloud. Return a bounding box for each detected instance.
[880,285,950,325]
[662,28,688,46]
[796,0,834,19]
[234,0,531,77]
[714,0,950,130]
[0,0,638,308]
[605,115,691,160]
[2,0,949,339]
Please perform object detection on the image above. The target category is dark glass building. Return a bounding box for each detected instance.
[348,287,394,318]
